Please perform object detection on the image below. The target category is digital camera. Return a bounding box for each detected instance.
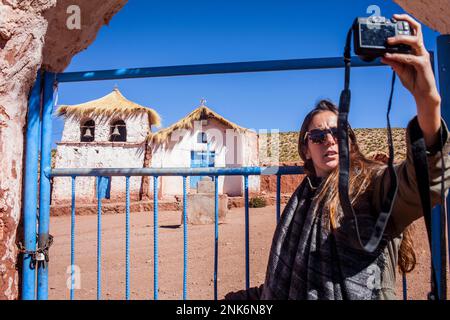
[353,16,412,62]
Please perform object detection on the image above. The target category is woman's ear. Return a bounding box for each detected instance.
[305,148,311,160]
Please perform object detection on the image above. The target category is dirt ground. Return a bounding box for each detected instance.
[48,205,448,300]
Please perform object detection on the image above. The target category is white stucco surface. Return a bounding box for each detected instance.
[53,113,260,201]
[52,112,150,203]
[61,113,149,143]
[152,118,260,196]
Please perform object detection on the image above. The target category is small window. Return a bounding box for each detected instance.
[197,132,208,144]
[80,119,95,142]
[110,119,127,142]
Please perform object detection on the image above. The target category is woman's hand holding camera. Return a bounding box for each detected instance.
[381,14,441,148]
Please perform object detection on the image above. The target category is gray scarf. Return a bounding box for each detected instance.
[261,175,389,300]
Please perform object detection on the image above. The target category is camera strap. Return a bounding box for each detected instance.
[338,26,446,300]
[338,27,399,253]
[410,124,446,300]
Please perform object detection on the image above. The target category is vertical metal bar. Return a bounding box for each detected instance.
[276,174,281,224]
[402,273,407,300]
[96,176,102,300]
[437,35,450,124]
[125,176,130,300]
[153,176,159,300]
[182,176,188,300]
[448,193,450,289]
[22,71,42,300]
[244,175,250,291]
[437,34,450,300]
[214,176,219,300]
[431,206,443,299]
[70,176,76,300]
[37,71,55,300]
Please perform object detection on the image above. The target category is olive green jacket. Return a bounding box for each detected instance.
[225,115,450,300]
[373,116,450,299]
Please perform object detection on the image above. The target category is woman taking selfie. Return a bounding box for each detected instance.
[258,14,450,300]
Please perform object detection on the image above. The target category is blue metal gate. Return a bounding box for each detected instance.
[21,34,450,300]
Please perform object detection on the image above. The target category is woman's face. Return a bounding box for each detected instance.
[305,111,339,177]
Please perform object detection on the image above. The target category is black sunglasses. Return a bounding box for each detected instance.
[305,127,339,144]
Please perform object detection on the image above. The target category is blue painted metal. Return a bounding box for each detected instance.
[56,57,385,83]
[125,176,130,300]
[437,35,450,283]
[182,176,188,300]
[437,35,450,125]
[96,176,102,300]
[93,176,111,299]
[276,174,281,224]
[448,194,450,285]
[244,176,250,291]
[402,273,407,300]
[37,71,55,300]
[22,71,42,300]
[153,176,159,300]
[436,35,450,300]
[214,176,219,300]
[50,166,304,177]
[431,206,444,299]
[37,47,449,301]
[70,176,76,300]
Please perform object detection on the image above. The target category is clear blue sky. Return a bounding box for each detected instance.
[53,0,442,147]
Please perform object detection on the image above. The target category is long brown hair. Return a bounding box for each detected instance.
[297,99,416,273]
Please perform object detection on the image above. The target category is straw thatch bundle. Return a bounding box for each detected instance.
[149,105,249,144]
[56,88,161,128]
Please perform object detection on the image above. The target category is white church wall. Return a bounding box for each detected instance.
[152,118,260,197]
[243,131,260,194]
[53,110,260,202]
[52,112,150,203]
[61,113,149,143]
[52,143,146,203]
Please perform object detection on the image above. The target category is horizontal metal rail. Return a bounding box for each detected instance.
[50,166,304,177]
[56,57,386,83]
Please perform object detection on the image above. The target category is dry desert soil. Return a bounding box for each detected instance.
[48,205,448,300]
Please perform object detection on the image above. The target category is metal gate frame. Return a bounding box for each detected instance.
[21,34,450,300]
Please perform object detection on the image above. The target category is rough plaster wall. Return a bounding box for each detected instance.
[42,0,128,72]
[53,144,145,203]
[0,0,127,299]
[0,0,56,301]
[394,0,450,34]
[243,132,260,193]
[2,0,444,301]
[53,113,149,202]
[61,113,149,143]
[151,118,260,196]
[151,119,229,195]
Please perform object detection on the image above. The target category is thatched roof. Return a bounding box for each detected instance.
[150,104,249,144]
[56,88,161,127]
